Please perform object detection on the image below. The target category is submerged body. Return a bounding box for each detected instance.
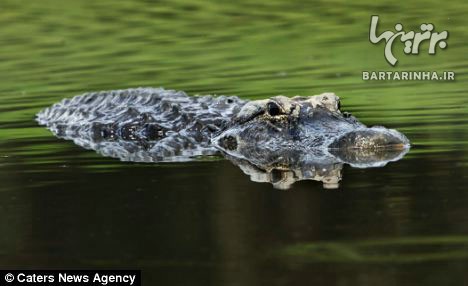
[37,88,244,161]
[37,87,409,188]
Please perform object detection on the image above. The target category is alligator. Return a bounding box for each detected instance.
[36,87,410,189]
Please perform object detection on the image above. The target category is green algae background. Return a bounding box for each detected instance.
[0,0,468,285]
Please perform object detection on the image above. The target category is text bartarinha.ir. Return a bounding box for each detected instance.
[363,71,455,81]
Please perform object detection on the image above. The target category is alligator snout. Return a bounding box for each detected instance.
[328,127,410,150]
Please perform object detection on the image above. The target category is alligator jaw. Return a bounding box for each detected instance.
[326,127,410,167]
[327,127,410,150]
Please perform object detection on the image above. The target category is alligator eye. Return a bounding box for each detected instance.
[267,102,281,116]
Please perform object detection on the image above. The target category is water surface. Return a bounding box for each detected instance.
[1,0,468,285]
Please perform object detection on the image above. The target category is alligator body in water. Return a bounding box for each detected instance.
[37,87,410,189]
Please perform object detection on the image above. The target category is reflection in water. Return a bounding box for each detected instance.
[226,146,408,189]
[230,156,344,190]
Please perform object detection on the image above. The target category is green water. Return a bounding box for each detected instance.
[1,0,468,285]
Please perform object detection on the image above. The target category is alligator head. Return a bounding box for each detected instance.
[212,93,410,168]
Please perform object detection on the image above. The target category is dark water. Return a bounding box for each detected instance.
[1,0,468,285]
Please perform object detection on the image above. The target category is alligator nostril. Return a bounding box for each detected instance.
[218,135,238,151]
